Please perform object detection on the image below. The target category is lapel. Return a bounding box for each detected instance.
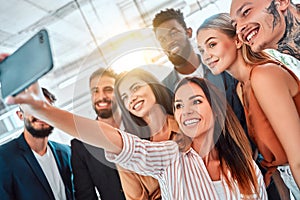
[49,142,73,200]
[163,69,180,92]
[48,142,64,182]
[17,134,55,199]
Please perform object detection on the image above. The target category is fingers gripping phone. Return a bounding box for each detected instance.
[0,29,53,99]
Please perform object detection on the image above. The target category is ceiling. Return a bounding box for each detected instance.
[0,0,249,142]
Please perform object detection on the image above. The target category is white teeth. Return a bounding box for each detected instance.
[246,30,258,42]
[97,102,108,107]
[133,101,143,110]
[183,119,200,126]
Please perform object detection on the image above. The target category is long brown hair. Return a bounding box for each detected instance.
[174,77,259,196]
[115,68,173,140]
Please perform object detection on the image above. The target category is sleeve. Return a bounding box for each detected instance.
[254,162,268,200]
[105,130,179,178]
[118,166,149,200]
[0,154,14,200]
[71,140,98,200]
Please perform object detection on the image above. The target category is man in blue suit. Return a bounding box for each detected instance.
[0,87,74,200]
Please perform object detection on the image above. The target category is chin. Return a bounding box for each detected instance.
[250,42,265,53]
[212,70,221,75]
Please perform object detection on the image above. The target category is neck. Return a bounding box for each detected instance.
[151,115,172,142]
[225,50,251,84]
[175,51,200,74]
[191,127,215,157]
[144,106,167,137]
[277,4,300,60]
[24,130,48,156]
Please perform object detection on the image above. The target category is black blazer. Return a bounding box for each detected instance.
[71,139,125,200]
[0,133,75,200]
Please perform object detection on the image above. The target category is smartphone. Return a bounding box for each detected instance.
[0,29,53,99]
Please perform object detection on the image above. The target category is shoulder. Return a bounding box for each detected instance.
[49,140,71,153]
[0,135,22,155]
[162,70,177,83]
[71,138,83,147]
[0,136,24,166]
[250,63,287,89]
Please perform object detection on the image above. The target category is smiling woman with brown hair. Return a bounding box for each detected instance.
[5,73,268,199]
[113,68,179,200]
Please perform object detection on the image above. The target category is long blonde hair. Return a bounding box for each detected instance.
[196,13,269,196]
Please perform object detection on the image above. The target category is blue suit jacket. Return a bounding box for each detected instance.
[0,133,75,200]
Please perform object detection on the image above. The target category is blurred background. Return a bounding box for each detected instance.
[0,0,299,144]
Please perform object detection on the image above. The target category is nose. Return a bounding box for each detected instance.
[236,22,247,35]
[182,104,194,116]
[128,94,138,106]
[94,91,107,101]
[202,51,212,64]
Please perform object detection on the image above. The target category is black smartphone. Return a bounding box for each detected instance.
[0,29,53,99]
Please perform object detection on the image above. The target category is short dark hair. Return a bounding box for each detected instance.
[152,8,187,32]
[89,68,118,85]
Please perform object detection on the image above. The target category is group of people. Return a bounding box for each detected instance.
[0,0,299,199]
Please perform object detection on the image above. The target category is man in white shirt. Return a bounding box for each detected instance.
[0,87,74,200]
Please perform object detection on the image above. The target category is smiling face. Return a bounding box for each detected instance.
[197,28,238,75]
[174,82,214,139]
[90,75,116,119]
[118,76,156,120]
[230,0,285,52]
[155,19,192,66]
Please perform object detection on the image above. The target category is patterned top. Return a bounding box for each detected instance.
[106,131,268,200]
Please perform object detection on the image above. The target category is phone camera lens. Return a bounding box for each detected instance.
[39,34,44,43]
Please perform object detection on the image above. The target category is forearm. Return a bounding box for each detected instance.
[36,103,122,154]
[290,163,300,189]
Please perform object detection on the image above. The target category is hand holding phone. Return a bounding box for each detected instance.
[0,29,53,99]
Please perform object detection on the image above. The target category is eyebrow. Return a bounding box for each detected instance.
[204,37,216,45]
[159,27,179,37]
[90,86,98,91]
[129,82,140,91]
[236,2,252,16]
[189,95,204,100]
[175,94,204,102]
[120,82,140,97]
[103,86,113,90]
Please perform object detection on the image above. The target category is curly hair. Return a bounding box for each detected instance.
[152,8,187,32]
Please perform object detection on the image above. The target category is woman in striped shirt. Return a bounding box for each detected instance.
[106,77,267,199]
[6,76,267,199]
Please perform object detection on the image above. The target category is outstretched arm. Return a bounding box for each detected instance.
[251,65,300,188]
[6,83,123,154]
